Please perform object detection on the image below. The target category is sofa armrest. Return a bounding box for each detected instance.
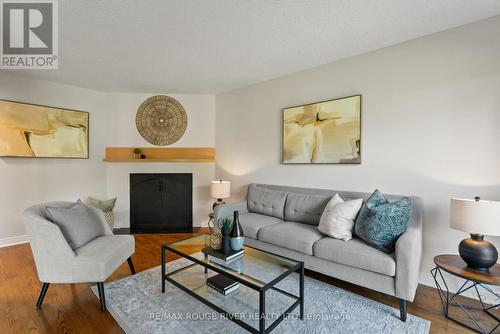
[395,196,423,302]
[213,201,248,224]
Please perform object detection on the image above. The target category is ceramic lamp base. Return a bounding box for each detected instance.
[212,199,225,210]
[459,234,498,271]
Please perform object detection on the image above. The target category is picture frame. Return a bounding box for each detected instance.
[282,94,361,164]
[0,99,89,159]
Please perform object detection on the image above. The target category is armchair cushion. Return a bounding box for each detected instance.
[46,200,106,250]
[73,235,134,282]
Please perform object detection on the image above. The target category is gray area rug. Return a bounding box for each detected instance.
[92,255,430,334]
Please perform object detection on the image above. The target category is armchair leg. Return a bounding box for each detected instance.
[97,282,106,311]
[127,257,136,274]
[36,283,50,308]
[399,299,407,322]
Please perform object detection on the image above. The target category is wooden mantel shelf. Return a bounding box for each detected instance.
[104,147,215,162]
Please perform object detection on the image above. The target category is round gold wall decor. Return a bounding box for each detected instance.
[135,95,188,146]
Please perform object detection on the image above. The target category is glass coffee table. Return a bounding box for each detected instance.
[161,234,304,334]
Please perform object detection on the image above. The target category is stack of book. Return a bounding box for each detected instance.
[201,247,244,262]
[207,274,239,295]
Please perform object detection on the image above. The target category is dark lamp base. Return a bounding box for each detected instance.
[458,234,498,271]
[212,199,225,210]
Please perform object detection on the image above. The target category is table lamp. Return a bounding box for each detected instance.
[450,197,500,271]
[210,180,230,210]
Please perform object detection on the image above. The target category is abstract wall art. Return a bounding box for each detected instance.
[0,99,89,158]
[282,95,361,164]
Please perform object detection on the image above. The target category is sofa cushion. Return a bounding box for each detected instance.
[313,237,396,276]
[284,192,331,225]
[73,235,135,282]
[354,190,412,253]
[238,213,284,239]
[258,222,324,255]
[247,185,288,219]
[46,200,106,250]
[317,194,363,241]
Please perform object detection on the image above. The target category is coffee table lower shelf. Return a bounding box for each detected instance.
[161,245,304,334]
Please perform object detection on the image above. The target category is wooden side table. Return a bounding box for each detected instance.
[431,254,500,334]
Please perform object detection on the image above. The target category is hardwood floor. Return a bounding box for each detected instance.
[0,230,481,333]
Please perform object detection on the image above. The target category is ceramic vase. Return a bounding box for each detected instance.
[230,211,245,251]
[221,226,231,255]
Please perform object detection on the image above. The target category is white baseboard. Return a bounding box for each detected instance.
[0,235,29,248]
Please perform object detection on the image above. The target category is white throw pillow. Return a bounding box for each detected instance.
[318,194,363,241]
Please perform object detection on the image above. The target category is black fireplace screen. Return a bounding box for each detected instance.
[130,173,192,232]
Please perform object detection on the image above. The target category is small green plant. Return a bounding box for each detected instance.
[218,217,233,231]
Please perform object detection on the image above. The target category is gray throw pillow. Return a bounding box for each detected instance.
[354,190,412,253]
[46,200,106,250]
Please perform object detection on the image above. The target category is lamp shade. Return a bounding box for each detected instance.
[210,180,230,199]
[450,198,500,236]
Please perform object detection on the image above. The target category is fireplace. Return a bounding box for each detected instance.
[130,173,192,232]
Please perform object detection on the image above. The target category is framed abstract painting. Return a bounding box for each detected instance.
[282,94,361,164]
[0,99,89,158]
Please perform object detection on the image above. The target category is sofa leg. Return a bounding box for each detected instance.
[36,283,50,308]
[97,282,106,311]
[127,257,136,274]
[399,299,407,322]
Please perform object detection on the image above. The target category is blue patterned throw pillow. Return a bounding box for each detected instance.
[354,190,412,253]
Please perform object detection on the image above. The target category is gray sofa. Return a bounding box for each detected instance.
[214,183,423,321]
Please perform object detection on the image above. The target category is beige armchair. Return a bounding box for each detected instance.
[23,201,135,311]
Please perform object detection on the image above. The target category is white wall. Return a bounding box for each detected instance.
[0,77,216,244]
[1,14,499,300]
[0,73,109,245]
[215,16,500,291]
[105,93,215,228]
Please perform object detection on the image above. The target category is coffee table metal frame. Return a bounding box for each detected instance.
[161,236,304,334]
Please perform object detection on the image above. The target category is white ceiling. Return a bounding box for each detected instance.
[5,0,500,94]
